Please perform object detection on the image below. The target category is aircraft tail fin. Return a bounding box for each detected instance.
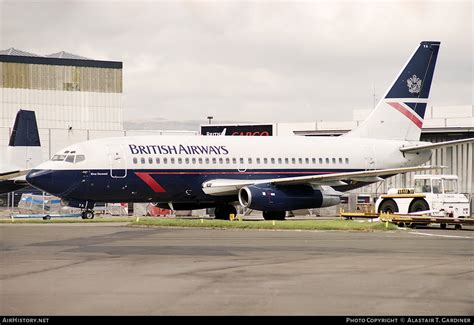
[346,41,440,141]
[9,110,41,147]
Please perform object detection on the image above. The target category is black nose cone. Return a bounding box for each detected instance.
[26,169,53,192]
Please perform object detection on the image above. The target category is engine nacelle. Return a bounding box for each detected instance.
[238,184,340,211]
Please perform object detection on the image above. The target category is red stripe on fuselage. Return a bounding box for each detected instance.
[387,102,423,128]
[134,172,166,193]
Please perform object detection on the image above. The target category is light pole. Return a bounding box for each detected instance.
[207,116,213,124]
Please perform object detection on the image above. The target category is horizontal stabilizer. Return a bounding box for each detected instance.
[400,138,474,153]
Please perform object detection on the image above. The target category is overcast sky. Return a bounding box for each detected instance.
[1,0,472,127]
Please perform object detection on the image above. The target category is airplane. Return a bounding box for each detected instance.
[0,110,43,194]
[26,41,474,220]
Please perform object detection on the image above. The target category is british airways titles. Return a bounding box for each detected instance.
[129,144,229,155]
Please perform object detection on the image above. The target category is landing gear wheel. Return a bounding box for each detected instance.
[440,223,447,229]
[214,205,237,220]
[43,215,51,220]
[454,224,462,230]
[262,211,286,221]
[81,210,94,220]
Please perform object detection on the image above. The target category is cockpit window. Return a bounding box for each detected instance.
[75,155,85,163]
[51,153,86,163]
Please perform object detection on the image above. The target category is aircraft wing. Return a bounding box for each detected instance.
[202,165,443,196]
[400,138,474,153]
[0,169,29,181]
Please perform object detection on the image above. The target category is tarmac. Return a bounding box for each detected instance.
[0,223,472,315]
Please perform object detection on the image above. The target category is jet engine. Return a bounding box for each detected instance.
[238,184,340,211]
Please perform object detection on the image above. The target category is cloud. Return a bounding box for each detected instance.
[1,0,472,128]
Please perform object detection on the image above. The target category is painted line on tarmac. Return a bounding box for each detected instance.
[410,231,472,239]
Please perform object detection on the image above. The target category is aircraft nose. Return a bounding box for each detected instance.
[26,169,53,192]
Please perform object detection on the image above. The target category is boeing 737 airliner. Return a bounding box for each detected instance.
[26,41,474,219]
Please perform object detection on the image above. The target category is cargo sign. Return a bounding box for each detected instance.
[201,124,273,136]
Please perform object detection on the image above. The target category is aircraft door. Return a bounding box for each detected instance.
[107,144,127,178]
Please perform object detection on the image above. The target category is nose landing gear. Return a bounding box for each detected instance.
[81,209,95,219]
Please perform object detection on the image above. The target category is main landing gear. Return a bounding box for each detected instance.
[81,209,95,219]
[262,211,286,221]
[214,205,237,220]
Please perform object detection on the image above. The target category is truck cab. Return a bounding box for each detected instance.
[376,174,471,218]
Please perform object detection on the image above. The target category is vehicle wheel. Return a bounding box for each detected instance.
[262,211,286,220]
[454,224,462,230]
[43,215,51,220]
[378,199,399,214]
[214,205,236,220]
[408,199,429,213]
[397,222,405,227]
[440,223,447,229]
[81,210,94,219]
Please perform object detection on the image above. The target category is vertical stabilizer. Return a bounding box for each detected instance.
[346,41,440,141]
[9,110,41,147]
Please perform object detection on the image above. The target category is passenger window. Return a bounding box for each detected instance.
[305,158,309,164]
[312,158,316,164]
[198,158,202,164]
[325,158,329,164]
[212,158,217,164]
[205,158,210,164]
[263,158,268,164]
[298,158,302,164]
[226,158,230,164]
[178,158,182,164]
[148,157,153,164]
[170,158,175,164]
[219,158,223,164]
[163,158,168,164]
[248,158,252,164]
[256,158,261,164]
[240,158,244,164]
[285,158,289,164]
[291,158,296,164]
[271,158,275,164]
[141,158,145,164]
[319,158,323,164]
[278,158,282,164]
[192,158,196,164]
[156,158,160,164]
[75,155,85,163]
[232,158,237,164]
[185,158,189,164]
[332,158,336,164]
[338,158,343,164]
[345,158,349,164]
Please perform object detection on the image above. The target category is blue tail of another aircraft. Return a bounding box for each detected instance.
[346,41,440,141]
[9,110,41,147]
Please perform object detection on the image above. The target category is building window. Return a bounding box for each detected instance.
[133,158,137,164]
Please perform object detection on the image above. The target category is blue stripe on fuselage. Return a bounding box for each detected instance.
[32,168,363,203]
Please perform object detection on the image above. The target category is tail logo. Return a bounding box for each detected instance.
[407,75,422,94]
